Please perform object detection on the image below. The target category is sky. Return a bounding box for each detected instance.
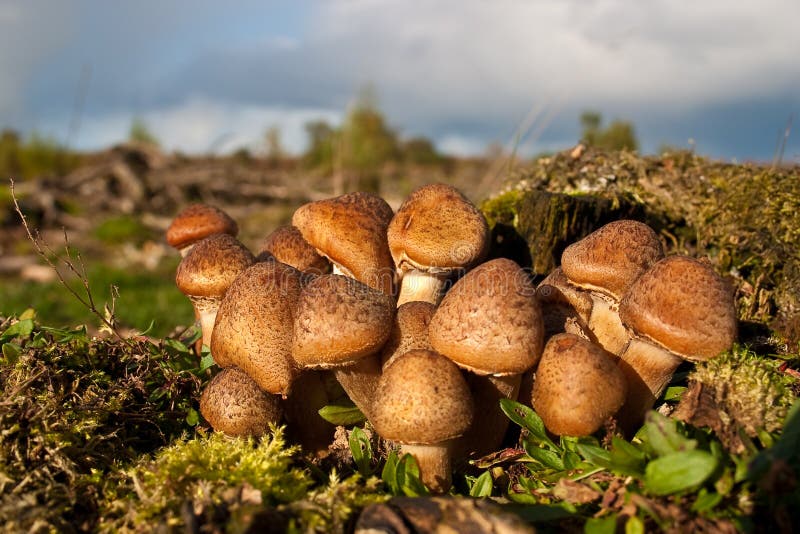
[2,0,799,162]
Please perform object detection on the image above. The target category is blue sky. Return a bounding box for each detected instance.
[2,0,799,162]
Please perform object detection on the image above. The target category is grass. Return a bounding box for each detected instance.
[0,258,192,338]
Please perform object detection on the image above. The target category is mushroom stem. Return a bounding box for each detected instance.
[616,338,683,431]
[332,356,383,422]
[190,296,220,350]
[399,441,455,494]
[587,295,628,356]
[283,371,336,455]
[397,271,448,306]
[456,374,521,459]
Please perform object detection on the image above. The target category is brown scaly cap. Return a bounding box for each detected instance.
[292,192,394,295]
[372,350,473,444]
[561,220,664,300]
[387,183,489,274]
[166,203,238,251]
[380,301,435,368]
[292,274,395,369]
[256,225,331,275]
[619,256,737,361]
[175,233,254,298]
[199,367,282,437]
[210,261,303,395]
[429,258,544,375]
[532,334,627,436]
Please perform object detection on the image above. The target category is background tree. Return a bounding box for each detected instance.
[128,118,159,147]
[580,111,638,151]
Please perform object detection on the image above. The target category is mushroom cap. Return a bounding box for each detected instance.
[372,349,473,444]
[429,258,544,375]
[292,274,395,369]
[175,233,255,298]
[292,192,394,295]
[380,301,435,368]
[199,367,282,437]
[210,261,303,395]
[387,183,489,275]
[256,225,331,275]
[619,255,737,361]
[561,220,664,300]
[537,267,593,321]
[532,333,627,436]
[166,203,238,250]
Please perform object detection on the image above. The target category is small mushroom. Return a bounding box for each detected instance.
[561,220,664,355]
[387,184,489,306]
[531,334,627,436]
[292,192,395,295]
[256,225,331,275]
[199,367,282,437]
[379,301,435,368]
[175,233,254,349]
[429,258,544,457]
[616,256,737,430]
[372,350,474,493]
[166,203,238,257]
[292,274,395,422]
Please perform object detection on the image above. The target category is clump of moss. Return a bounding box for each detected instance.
[691,347,795,437]
[0,316,203,532]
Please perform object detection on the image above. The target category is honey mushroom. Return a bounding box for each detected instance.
[166,203,238,257]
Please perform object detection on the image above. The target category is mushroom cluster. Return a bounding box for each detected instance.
[167,186,737,493]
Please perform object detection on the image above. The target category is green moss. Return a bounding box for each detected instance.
[480,189,523,230]
[691,347,795,436]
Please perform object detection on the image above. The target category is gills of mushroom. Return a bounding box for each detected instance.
[175,233,254,350]
[560,220,664,355]
[429,258,544,459]
[372,350,474,494]
[292,274,395,423]
[387,184,489,306]
[166,203,238,257]
[532,334,627,436]
[292,191,395,296]
[616,256,737,432]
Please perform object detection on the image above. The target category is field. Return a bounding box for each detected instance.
[0,144,799,533]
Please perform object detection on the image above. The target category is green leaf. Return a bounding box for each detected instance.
[349,427,373,476]
[663,386,687,402]
[381,451,400,494]
[641,411,695,457]
[18,308,36,321]
[524,442,565,471]
[318,402,366,426]
[645,450,718,495]
[691,489,723,513]
[396,453,428,496]
[500,399,558,450]
[470,470,494,497]
[576,443,612,469]
[2,342,21,364]
[625,515,645,534]
[199,352,216,372]
[185,408,200,426]
[0,318,34,343]
[584,515,617,534]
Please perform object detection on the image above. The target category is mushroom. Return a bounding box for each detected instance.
[256,225,331,275]
[429,258,544,457]
[292,274,395,422]
[199,367,282,437]
[211,260,334,453]
[379,301,435,369]
[175,233,254,349]
[531,334,627,436]
[615,256,737,430]
[166,203,238,257]
[372,349,474,493]
[535,267,593,341]
[387,184,489,306]
[561,220,664,355]
[292,192,395,296]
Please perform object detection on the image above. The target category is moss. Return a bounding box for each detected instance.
[480,189,523,230]
[691,346,795,436]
